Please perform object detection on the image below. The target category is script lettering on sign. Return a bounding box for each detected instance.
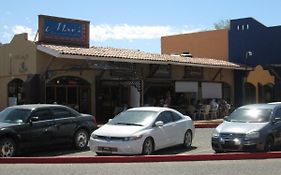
[44,20,82,38]
[38,15,89,47]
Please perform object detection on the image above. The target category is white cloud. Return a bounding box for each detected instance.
[1,23,201,44]
[0,25,37,42]
[12,25,36,40]
[90,24,201,41]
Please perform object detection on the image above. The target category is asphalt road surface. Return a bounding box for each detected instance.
[1,159,281,175]
[23,128,215,157]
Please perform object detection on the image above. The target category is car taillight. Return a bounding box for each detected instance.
[92,115,97,125]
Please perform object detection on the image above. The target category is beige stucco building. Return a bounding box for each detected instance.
[0,34,37,109]
[0,15,247,122]
[0,33,244,122]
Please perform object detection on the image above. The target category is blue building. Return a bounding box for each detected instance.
[229,18,281,105]
[229,18,281,66]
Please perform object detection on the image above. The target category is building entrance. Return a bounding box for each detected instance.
[46,76,91,113]
[96,80,141,123]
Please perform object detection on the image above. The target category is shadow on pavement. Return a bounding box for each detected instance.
[154,146,197,155]
[18,144,197,157]
[19,145,90,157]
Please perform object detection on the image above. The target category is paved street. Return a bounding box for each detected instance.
[1,159,281,175]
[23,128,215,157]
[155,128,214,155]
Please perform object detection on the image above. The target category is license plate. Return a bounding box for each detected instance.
[98,146,117,153]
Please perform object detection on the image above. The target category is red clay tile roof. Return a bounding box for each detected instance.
[37,44,243,69]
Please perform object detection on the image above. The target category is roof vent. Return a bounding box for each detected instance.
[171,53,180,57]
[180,52,192,57]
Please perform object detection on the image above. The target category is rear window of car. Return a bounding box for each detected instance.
[53,107,77,119]
[0,108,31,123]
[171,111,182,121]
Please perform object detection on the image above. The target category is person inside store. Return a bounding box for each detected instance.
[186,99,196,119]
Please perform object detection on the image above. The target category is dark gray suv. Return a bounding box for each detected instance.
[0,104,97,157]
[212,103,281,152]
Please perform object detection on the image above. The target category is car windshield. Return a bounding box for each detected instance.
[108,110,158,126]
[0,108,31,124]
[225,108,272,123]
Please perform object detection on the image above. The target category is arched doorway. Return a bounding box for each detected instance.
[46,76,91,113]
[7,78,25,106]
[245,82,256,104]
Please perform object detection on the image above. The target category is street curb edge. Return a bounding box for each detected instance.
[1,152,281,164]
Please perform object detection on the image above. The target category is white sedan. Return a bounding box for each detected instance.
[89,107,194,155]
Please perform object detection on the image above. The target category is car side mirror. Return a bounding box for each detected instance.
[29,116,39,123]
[273,117,281,124]
[155,121,164,127]
[223,116,229,120]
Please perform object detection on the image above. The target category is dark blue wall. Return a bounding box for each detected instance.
[229,18,281,106]
[229,17,281,66]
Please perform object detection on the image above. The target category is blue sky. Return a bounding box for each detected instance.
[0,0,280,53]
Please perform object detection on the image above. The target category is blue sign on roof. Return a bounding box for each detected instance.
[44,19,83,39]
[38,15,89,47]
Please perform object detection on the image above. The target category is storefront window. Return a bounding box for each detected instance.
[46,76,90,113]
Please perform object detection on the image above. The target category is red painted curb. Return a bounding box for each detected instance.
[1,152,281,164]
[195,123,219,128]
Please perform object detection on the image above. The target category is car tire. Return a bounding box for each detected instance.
[183,130,192,148]
[142,137,154,155]
[74,129,89,150]
[214,149,223,153]
[0,137,16,157]
[264,136,274,152]
[96,152,108,156]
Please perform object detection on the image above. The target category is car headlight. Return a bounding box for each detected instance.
[91,134,98,139]
[123,135,143,141]
[212,130,220,138]
[245,131,260,139]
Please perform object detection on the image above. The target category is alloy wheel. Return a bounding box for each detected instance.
[75,130,89,149]
[142,138,154,155]
[0,138,16,157]
[183,130,192,148]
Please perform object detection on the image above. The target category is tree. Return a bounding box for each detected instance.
[214,19,230,30]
